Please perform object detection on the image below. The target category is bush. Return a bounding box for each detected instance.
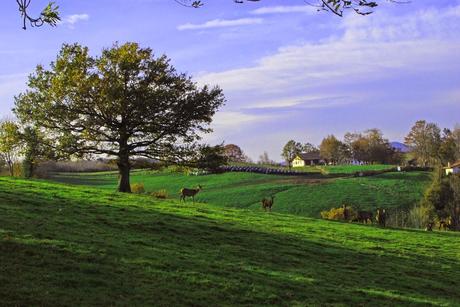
[130,183,145,194]
[321,206,355,221]
[151,189,168,199]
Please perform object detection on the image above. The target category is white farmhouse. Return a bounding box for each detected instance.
[445,161,460,176]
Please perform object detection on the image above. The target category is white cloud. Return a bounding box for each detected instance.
[177,18,263,31]
[196,5,460,159]
[61,14,90,28]
[198,5,460,109]
[251,5,315,15]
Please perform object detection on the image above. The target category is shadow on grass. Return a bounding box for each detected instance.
[1,188,459,306]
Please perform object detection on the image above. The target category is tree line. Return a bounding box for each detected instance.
[280,122,460,167]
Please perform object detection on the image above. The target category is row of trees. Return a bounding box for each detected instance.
[405,120,460,167]
[282,128,401,166]
[281,121,460,167]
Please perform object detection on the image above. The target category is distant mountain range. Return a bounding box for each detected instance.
[390,142,410,153]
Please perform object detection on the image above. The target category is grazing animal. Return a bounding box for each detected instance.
[376,208,387,227]
[180,185,202,202]
[439,220,450,231]
[342,204,350,221]
[354,211,373,224]
[425,222,434,232]
[261,196,275,212]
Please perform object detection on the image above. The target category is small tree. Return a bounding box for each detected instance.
[196,144,228,172]
[282,140,302,168]
[223,144,248,163]
[258,151,275,165]
[20,126,56,178]
[0,120,21,176]
[319,135,342,164]
[15,42,224,192]
[302,142,319,154]
[405,120,441,167]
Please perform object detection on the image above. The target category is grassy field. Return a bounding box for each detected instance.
[0,177,459,306]
[52,170,431,217]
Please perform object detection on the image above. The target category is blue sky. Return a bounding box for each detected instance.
[1,0,459,160]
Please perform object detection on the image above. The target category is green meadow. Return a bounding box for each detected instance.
[0,177,459,306]
[52,169,431,217]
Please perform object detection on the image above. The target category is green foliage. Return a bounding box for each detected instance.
[405,120,441,167]
[130,182,145,194]
[421,171,460,230]
[282,140,303,166]
[320,206,355,221]
[0,177,459,305]
[14,42,224,192]
[196,144,228,172]
[319,135,342,163]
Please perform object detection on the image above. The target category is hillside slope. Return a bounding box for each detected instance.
[0,177,459,306]
[52,170,431,217]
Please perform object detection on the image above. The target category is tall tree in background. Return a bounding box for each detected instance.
[319,135,342,164]
[223,144,249,163]
[405,120,441,167]
[0,120,21,176]
[452,124,460,161]
[302,142,319,154]
[20,126,56,178]
[14,42,224,192]
[282,140,302,168]
[258,151,275,165]
[344,132,369,162]
[439,128,458,166]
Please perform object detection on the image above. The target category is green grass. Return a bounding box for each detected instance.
[0,177,459,305]
[52,170,431,217]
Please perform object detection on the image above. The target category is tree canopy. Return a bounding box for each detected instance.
[14,42,224,192]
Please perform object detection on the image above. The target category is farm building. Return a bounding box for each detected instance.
[292,152,324,167]
[445,161,460,175]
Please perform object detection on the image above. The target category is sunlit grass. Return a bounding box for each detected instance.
[52,170,431,217]
[0,177,459,305]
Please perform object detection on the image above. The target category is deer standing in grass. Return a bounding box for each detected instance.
[261,196,275,212]
[180,185,202,202]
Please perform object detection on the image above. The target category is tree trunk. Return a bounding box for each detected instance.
[7,161,14,177]
[117,154,131,193]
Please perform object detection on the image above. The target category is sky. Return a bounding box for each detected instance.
[1,0,459,161]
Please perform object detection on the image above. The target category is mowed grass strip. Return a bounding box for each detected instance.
[0,177,459,306]
[52,170,431,217]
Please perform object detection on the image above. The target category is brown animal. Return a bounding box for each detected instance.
[353,211,373,224]
[425,222,434,231]
[342,204,350,221]
[376,208,387,227]
[439,220,449,231]
[180,185,202,202]
[261,196,275,212]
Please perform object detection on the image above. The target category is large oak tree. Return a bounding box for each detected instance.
[14,42,225,192]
